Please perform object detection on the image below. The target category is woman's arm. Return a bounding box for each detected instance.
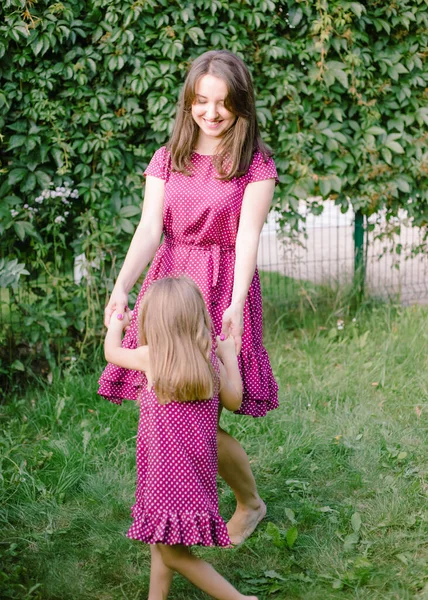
[221,178,276,353]
[104,309,150,372]
[104,176,165,327]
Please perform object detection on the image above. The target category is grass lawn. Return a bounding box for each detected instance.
[1,289,427,599]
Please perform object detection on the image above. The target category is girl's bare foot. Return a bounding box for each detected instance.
[227,500,267,545]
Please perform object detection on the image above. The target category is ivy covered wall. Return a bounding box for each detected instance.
[0,0,427,365]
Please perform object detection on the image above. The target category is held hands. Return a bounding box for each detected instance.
[104,289,129,328]
[221,303,243,355]
[216,333,237,363]
[109,307,133,330]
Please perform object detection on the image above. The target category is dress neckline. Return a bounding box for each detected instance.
[192,151,214,157]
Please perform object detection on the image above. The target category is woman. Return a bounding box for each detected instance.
[99,50,278,545]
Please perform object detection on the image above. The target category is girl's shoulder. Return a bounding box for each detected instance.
[144,146,172,182]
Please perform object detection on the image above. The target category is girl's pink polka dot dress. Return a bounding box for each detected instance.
[98,146,279,417]
[127,356,230,547]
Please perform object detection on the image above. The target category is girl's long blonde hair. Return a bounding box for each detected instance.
[139,276,216,403]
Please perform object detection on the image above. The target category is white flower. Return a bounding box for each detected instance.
[64,211,69,216]
[54,216,65,224]
[71,189,79,198]
[62,198,70,205]
[10,209,19,217]
[337,319,345,330]
[24,204,29,208]
[42,189,50,198]
[352,317,357,323]
[35,196,43,203]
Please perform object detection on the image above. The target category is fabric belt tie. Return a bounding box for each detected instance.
[163,236,234,287]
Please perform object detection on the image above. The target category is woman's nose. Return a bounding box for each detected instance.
[205,104,218,119]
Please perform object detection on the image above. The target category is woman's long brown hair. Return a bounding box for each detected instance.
[168,50,272,180]
[138,277,216,403]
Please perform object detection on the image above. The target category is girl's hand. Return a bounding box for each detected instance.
[221,304,243,355]
[110,308,133,330]
[104,289,129,328]
[216,334,236,363]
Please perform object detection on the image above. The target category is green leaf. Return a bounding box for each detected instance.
[265,570,286,581]
[366,127,386,135]
[381,148,392,164]
[385,141,404,154]
[286,526,298,548]
[8,135,27,151]
[319,178,331,197]
[11,360,25,371]
[396,179,410,193]
[21,173,36,192]
[35,171,51,188]
[351,512,362,533]
[119,218,135,234]
[288,6,303,27]
[32,38,44,56]
[14,221,26,241]
[349,3,365,17]
[120,205,141,218]
[285,508,296,523]
[333,69,348,88]
[343,532,359,552]
[329,175,342,192]
[265,522,285,548]
[8,168,28,185]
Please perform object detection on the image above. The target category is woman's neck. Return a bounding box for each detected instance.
[194,133,221,156]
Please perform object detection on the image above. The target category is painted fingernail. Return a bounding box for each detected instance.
[220,333,225,341]
[117,313,123,320]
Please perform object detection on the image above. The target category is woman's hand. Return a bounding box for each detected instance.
[104,289,129,328]
[221,303,243,355]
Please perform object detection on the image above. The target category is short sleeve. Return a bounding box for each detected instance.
[144,146,171,181]
[247,150,279,185]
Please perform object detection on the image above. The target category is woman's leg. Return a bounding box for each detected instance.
[148,545,174,600]
[158,544,258,600]
[217,420,266,545]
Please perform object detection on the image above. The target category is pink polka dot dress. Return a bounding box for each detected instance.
[127,356,231,547]
[98,146,279,417]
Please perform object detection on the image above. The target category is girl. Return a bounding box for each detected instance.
[99,49,278,545]
[104,276,258,600]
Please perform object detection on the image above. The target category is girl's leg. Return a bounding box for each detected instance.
[148,545,174,600]
[158,544,257,600]
[217,424,266,545]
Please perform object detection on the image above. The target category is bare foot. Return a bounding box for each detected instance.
[227,500,266,545]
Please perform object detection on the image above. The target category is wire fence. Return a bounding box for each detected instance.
[258,201,428,306]
[1,203,428,333]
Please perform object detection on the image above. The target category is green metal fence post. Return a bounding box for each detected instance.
[354,209,365,300]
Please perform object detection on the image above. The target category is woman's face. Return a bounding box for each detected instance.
[191,74,236,140]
